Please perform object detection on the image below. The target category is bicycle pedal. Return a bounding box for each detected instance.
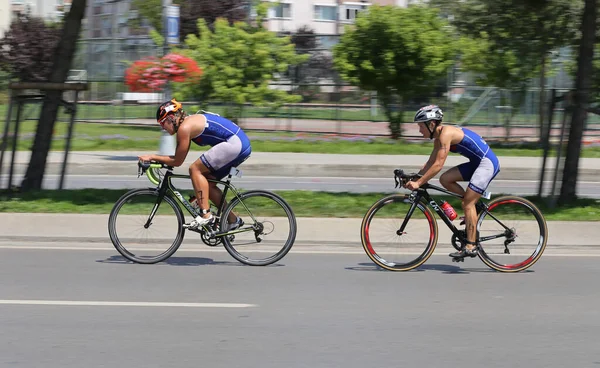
[452,256,465,263]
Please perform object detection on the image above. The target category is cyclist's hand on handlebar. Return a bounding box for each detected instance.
[138,155,153,162]
[404,180,420,191]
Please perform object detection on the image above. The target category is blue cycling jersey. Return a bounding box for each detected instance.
[191,113,241,147]
[450,127,500,194]
[450,127,497,162]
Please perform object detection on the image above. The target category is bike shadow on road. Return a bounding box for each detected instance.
[346,262,497,274]
[97,255,242,267]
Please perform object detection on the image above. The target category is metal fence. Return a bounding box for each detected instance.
[2,37,599,141]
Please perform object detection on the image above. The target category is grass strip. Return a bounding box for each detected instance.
[1,189,598,221]
[6,121,600,157]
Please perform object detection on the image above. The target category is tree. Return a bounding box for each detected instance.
[558,0,597,205]
[20,0,88,191]
[284,26,334,102]
[179,4,307,122]
[441,0,580,139]
[333,5,456,139]
[131,0,250,40]
[0,14,61,81]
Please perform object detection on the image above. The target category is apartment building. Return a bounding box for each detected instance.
[9,0,66,21]
[0,0,10,37]
[265,0,420,35]
[83,0,156,79]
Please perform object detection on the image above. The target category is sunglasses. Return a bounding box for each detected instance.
[159,114,176,128]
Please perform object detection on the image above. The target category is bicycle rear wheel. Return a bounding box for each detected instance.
[220,190,297,266]
[361,194,438,271]
[477,196,548,272]
[108,188,185,264]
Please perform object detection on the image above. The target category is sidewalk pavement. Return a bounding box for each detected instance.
[5,150,600,181]
[0,213,598,247]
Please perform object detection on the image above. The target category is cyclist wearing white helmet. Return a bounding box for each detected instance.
[138,99,251,230]
[404,105,501,259]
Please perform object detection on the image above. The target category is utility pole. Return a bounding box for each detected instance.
[159,0,176,155]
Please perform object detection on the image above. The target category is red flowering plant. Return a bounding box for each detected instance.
[124,53,203,92]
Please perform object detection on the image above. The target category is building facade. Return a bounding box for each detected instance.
[264,0,419,35]
[9,0,66,21]
[82,0,156,80]
[0,0,10,37]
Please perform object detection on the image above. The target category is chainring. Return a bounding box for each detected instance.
[450,229,466,251]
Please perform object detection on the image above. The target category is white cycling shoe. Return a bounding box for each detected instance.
[184,214,214,230]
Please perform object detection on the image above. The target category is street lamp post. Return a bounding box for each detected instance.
[159,0,175,155]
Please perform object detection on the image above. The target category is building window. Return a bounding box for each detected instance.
[342,2,370,21]
[345,8,359,20]
[314,5,337,21]
[271,3,291,18]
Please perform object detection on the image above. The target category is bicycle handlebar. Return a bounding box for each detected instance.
[138,160,173,173]
[393,169,422,188]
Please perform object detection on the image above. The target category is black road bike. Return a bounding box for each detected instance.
[108,161,297,265]
[360,169,548,272]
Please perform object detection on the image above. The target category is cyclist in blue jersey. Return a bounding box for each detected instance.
[138,99,251,230]
[403,105,500,259]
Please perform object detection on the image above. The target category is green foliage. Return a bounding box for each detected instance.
[130,0,251,39]
[450,0,581,90]
[179,10,308,122]
[0,70,9,104]
[131,0,166,33]
[149,29,164,48]
[332,5,457,138]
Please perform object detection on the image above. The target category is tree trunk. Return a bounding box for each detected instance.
[20,0,87,191]
[558,0,596,205]
[538,55,546,146]
[380,94,402,139]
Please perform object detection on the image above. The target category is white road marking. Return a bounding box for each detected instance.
[0,300,256,308]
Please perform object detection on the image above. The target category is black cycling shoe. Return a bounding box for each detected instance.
[449,247,478,259]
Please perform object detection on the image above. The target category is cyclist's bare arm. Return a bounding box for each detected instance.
[139,126,191,167]
[415,131,451,186]
[418,149,437,176]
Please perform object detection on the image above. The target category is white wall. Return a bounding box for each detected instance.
[0,0,11,37]
[266,0,340,35]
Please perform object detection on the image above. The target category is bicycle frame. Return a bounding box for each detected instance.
[404,182,513,245]
[143,163,257,238]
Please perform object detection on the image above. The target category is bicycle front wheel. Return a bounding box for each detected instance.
[361,194,438,271]
[477,196,548,272]
[108,188,185,264]
[220,190,297,266]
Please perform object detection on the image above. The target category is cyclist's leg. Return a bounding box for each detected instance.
[201,136,251,224]
[439,166,467,196]
[462,188,482,249]
[189,159,213,220]
[463,157,499,247]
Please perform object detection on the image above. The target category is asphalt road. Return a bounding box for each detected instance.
[0,241,599,368]
[2,174,598,197]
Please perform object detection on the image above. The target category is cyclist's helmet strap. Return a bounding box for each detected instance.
[414,105,443,139]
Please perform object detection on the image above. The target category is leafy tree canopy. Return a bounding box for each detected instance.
[0,14,62,81]
[333,5,457,138]
[177,3,307,120]
[131,0,250,40]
